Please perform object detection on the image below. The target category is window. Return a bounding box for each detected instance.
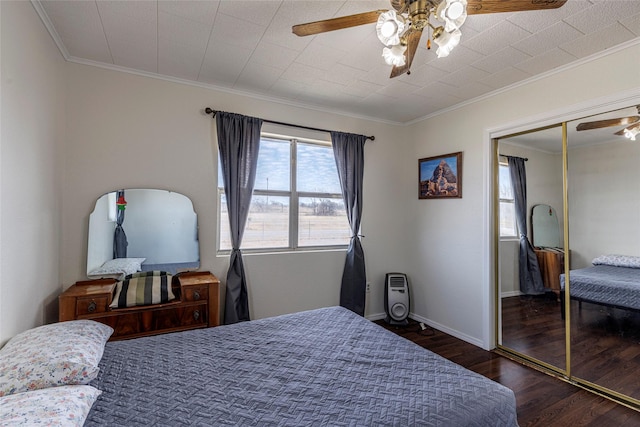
[218,134,351,251]
[499,161,518,238]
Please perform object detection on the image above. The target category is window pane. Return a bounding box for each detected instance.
[220,195,290,250]
[219,193,231,250]
[297,143,341,194]
[244,195,290,249]
[254,138,290,192]
[298,197,351,247]
[500,201,518,237]
[499,165,513,199]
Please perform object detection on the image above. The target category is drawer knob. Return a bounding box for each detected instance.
[193,310,200,321]
[87,301,97,313]
[193,290,200,300]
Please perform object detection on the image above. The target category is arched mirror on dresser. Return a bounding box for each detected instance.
[495,101,640,409]
[87,189,200,278]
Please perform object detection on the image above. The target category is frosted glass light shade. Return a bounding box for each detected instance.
[382,44,407,66]
[436,0,468,32]
[435,28,461,58]
[376,10,406,46]
[623,126,639,141]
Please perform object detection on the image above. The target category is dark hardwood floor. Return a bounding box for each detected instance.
[376,318,640,426]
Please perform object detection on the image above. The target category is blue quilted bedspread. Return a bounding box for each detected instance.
[561,265,640,310]
[86,306,518,426]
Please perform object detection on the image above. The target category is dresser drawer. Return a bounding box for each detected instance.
[98,303,208,339]
[76,296,109,316]
[183,285,208,302]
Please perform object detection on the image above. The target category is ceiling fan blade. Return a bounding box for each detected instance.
[576,116,640,131]
[292,10,384,36]
[390,29,423,78]
[467,0,567,15]
[614,122,640,136]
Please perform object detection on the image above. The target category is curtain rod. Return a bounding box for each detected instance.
[205,108,375,141]
[499,154,528,161]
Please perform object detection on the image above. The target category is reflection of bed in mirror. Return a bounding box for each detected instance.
[87,189,200,278]
[560,255,640,319]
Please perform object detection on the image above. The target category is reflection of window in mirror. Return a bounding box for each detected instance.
[107,192,116,222]
[499,159,517,238]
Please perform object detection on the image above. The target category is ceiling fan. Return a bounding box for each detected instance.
[576,106,640,141]
[292,0,568,78]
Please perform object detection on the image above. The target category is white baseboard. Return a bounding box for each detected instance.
[500,290,522,298]
[366,312,387,321]
[409,312,484,349]
[367,311,484,350]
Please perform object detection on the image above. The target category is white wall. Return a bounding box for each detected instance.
[568,140,640,269]
[406,42,640,348]
[61,62,410,321]
[0,1,65,344]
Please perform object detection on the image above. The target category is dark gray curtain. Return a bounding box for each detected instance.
[331,131,367,316]
[216,111,262,324]
[113,189,128,259]
[506,156,544,295]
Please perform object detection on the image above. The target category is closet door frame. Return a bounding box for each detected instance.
[485,89,640,409]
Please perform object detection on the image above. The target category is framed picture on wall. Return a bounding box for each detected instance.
[419,151,462,199]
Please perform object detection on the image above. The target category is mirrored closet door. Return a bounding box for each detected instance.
[567,106,640,402]
[496,103,640,408]
[497,125,566,371]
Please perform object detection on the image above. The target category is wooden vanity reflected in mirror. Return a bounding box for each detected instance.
[532,204,565,300]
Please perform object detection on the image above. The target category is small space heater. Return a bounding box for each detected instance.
[384,273,410,326]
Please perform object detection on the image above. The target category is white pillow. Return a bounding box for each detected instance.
[0,385,101,426]
[88,257,146,278]
[0,320,113,396]
[592,254,640,269]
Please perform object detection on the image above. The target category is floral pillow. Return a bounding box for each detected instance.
[0,385,101,426]
[0,320,113,396]
[592,254,640,269]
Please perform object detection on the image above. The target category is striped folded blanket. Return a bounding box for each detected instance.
[110,271,175,308]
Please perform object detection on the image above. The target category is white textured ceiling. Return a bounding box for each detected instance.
[34,0,640,124]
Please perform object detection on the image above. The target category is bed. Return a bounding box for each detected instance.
[85,306,518,426]
[0,307,519,426]
[560,255,640,318]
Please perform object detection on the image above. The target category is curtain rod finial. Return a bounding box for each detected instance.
[205,107,215,116]
[368,136,375,141]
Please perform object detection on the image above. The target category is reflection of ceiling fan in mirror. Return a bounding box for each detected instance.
[292,0,567,78]
[576,106,640,141]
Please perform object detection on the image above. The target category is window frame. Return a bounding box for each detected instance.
[217,133,350,254]
[498,159,518,240]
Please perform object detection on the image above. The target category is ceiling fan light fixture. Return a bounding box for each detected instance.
[623,126,640,141]
[436,0,468,32]
[376,10,406,46]
[434,27,461,58]
[382,44,407,66]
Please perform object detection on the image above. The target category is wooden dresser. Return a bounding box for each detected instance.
[534,248,565,300]
[59,271,220,340]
